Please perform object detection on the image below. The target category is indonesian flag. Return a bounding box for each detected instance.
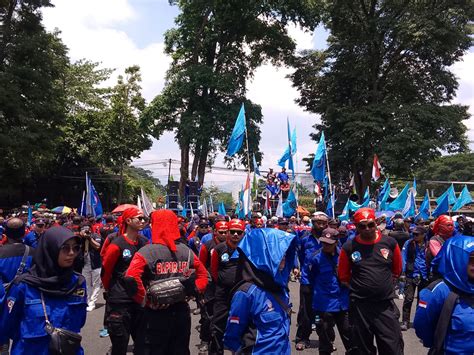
[242,174,252,216]
[372,154,382,181]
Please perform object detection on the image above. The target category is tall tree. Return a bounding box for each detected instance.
[291,1,472,197]
[0,1,69,185]
[100,66,152,203]
[143,0,319,196]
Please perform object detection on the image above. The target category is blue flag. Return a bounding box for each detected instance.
[432,192,450,217]
[181,205,187,218]
[412,178,417,197]
[436,184,456,205]
[89,178,103,217]
[388,184,409,211]
[416,190,431,220]
[226,104,246,157]
[402,190,416,218]
[311,132,326,182]
[252,154,260,176]
[378,179,390,211]
[282,189,297,217]
[218,202,226,216]
[325,190,335,218]
[452,185,473,212]
[363,186,370,205]
[27,202,33,227]
[277,120,296,173]
[338,199,350,221]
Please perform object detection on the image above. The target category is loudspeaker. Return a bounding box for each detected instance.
[189,182,199,195]
[168,195,179,209]
[168,181,179,195]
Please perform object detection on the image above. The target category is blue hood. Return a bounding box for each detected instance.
[238,228,296,287]
[437,235,474,294]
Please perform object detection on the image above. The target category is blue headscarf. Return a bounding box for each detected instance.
[437,235,474,294]
[237,228,296,288]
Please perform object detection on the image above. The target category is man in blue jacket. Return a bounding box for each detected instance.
[400,225,428,331]
[23,218,46,248]
[414,235,474,354]
[224,228,297,355]
[295,212,328,350]
[303,228,353,355]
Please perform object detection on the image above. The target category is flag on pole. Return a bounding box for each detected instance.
[432,193,450,217]
[252,154,260,176]
[388,184,409,211]
[181,205,187,218]
[275,194,283,217]
[378,179,390,202]
[372,154,382,181]
[436,184,457,206]
[137,195,142,211]
[416,190,431,220]
[363,186,370,205]
[226,103,246,157]
[402,190,416,218]
[311,132,326,182]
[27,202,33,227]
[283,190,297,217]
[85,173,103,217]
[201,198,209,218]
[412,178,417,197]
[79,191,86,217]
[325,190,335,218]
[338,199,350,221]
[242,174,251,217]
[218,202,226,216]
[141,188,154,216]
[452,185,473,212]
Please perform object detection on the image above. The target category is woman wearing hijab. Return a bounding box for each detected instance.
[0,226,87,354]
[224,228,297,355]
[414,235,474,354]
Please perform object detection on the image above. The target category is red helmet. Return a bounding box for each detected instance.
[229,219,245,231]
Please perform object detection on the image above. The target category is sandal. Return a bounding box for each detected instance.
[295,342,306,351]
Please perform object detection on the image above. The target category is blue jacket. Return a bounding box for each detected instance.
[23,231,42,248]
[304,249,349,312]
[401,239,428,279]
[0,244,34,304]
[224,228,296,354]
[414,236,474,354]
[298,234,321,285]
[224,284,290,355]
[0,274,87,354]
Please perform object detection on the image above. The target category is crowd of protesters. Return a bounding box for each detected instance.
[0,200,473,354]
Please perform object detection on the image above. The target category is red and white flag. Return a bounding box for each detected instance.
[372,154,382,181]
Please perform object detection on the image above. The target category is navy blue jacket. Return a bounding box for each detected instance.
[0,274,87,354]
[23,231,42,248]
[304,249,349,312]
[402,239,428,279]
[414,236,474,354]
[298,234,321,285]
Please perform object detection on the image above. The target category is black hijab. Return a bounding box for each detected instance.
[18,226,81,296]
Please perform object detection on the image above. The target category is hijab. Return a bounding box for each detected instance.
[19,226,81,296]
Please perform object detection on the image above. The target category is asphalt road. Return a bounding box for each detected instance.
[82,281,426,354]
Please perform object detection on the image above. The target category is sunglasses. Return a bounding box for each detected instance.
[199,225,209,228]
[36,224,45,228]
[358,221,376,229]
[60,244,81,254]
[217,230,228,235]
[134,216,147,222]
[230,230,244,236]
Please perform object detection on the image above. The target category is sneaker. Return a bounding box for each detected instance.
[295,340,309,351]
[400,321,409,331]
[398,293,404,300]
[193,308,200,315]
[99,328,109,338]
[87,305,95,312]
[198,341,209,352]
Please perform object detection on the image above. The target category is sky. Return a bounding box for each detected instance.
[42,0,474,190]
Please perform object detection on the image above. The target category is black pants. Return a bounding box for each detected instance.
[316,311,352,355]
[349,299,404,355]
[134,302,191,355]
[199,299,214,342]
[209,287,232,355]
[402,277,429,323]
[295,284,314,343]
[106,302,144,355]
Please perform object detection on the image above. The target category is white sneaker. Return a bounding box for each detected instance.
[87,305,95,312]
[398,293,404,300]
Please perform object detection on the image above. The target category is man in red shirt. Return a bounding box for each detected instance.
[101,207,148,355]
[338,208,403,355]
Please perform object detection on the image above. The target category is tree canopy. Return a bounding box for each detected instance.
[291,1,473,195]
[143,0,319,196]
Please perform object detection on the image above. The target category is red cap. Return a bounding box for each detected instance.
[229,219,245,231]
[215,221,229,231]
[353,208,376,224]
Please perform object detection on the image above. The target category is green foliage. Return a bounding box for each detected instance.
[417,153,474,195]
[291,1,472,194]
[144,0,320,193]
[200,184,234,209]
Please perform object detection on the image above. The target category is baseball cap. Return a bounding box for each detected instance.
[319,228,339,244]
[412,226,426,235]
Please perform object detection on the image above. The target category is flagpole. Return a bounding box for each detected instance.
[244,119,251,218]
[294,123,300,221]
[325,147,335,218]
